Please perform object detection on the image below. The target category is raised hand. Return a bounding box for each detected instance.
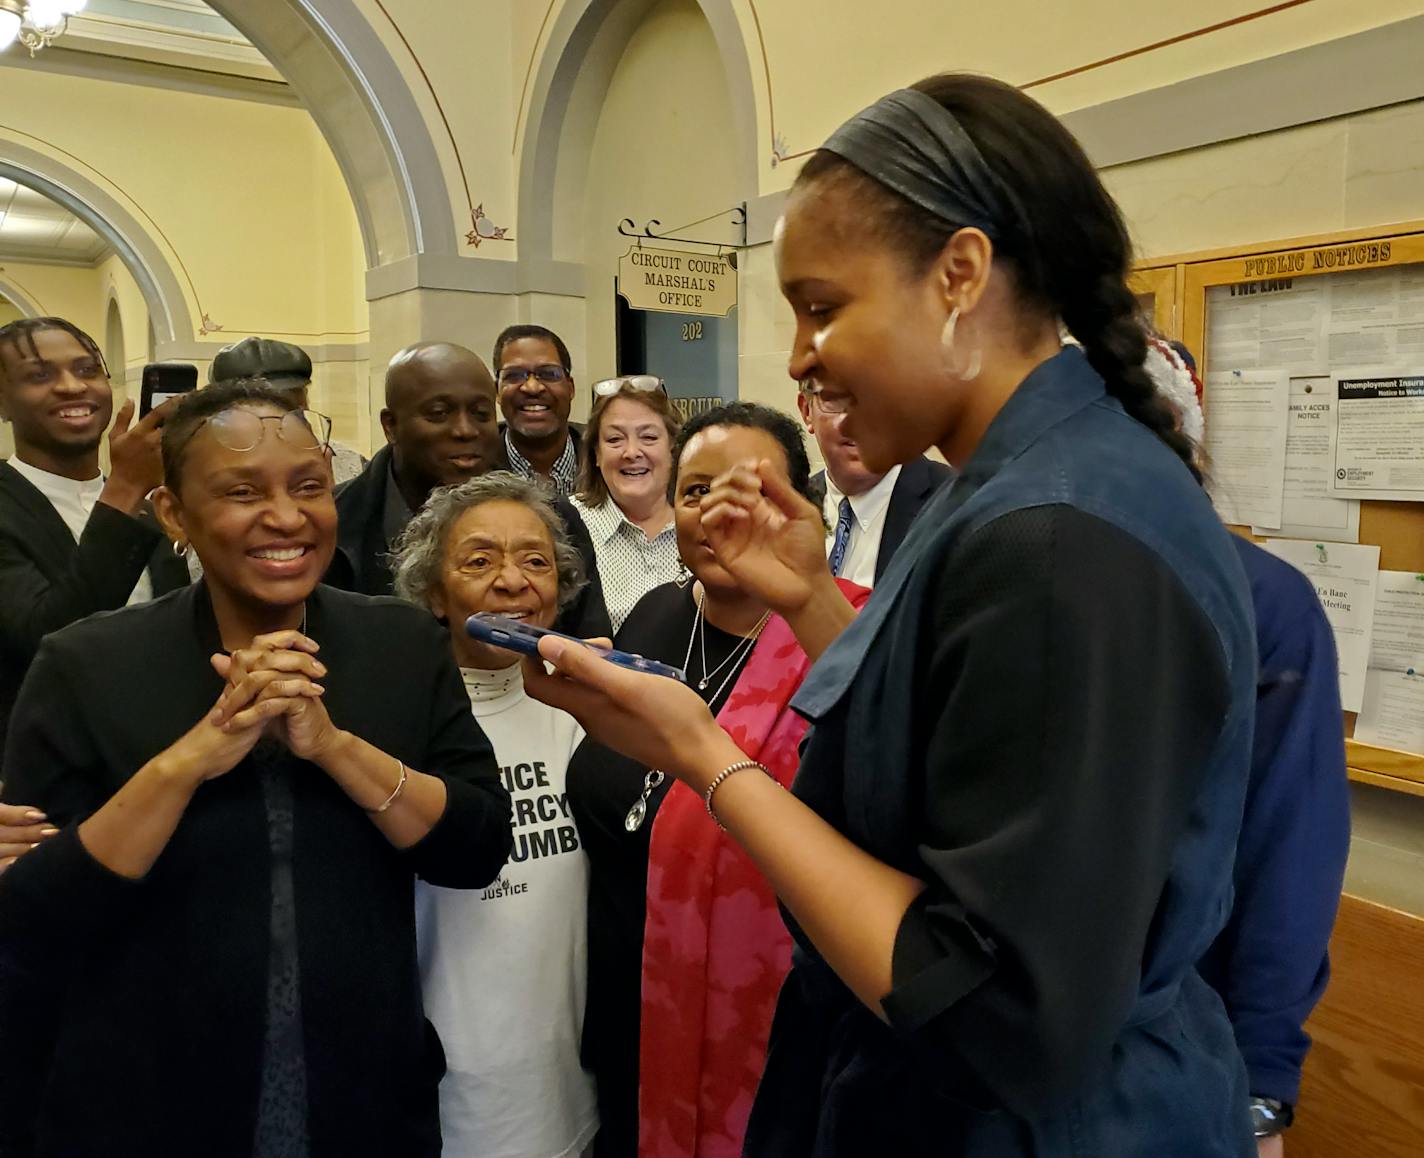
[100,396,176,513]
[699,458,832,616]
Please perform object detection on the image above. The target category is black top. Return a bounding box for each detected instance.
[0,583,513,1158]
[566,580,755,1158]
[0,459,188,768]
[750,507,1247,1156]
[746,348,1257,1157]
[327,444,611,639]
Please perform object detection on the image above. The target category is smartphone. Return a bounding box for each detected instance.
[465,613,687,682]
[139,362,198,417]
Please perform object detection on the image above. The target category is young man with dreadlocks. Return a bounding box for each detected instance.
[0,318,188,833]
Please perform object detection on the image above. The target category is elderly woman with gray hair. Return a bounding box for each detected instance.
[392,471,599,1158]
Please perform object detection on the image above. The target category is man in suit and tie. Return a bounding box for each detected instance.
[798,386,952,586]
[0,316,187,791]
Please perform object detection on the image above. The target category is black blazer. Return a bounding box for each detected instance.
[0,582,511,1158]
[0,460,189,766]
[328,443,611,638]
[809,456,954,582]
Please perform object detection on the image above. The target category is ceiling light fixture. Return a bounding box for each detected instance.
[0,0,86,56]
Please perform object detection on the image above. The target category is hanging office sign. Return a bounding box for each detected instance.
[618,247,737,317]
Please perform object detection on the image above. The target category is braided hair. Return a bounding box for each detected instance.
[795,74,1198,479]
[0,316,109,383]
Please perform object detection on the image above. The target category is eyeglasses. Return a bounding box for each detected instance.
[800,381,851,415]
[187,408,333,455]
[592,374,666,398]
[498,364,568,387]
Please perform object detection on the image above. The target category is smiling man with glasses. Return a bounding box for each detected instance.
[491,325,582,498]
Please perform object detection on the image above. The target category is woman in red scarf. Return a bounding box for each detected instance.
[566,403,867,1158]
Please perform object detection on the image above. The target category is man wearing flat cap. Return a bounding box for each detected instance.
[209,336,366,483]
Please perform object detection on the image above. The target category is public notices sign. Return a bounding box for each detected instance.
[618,246,737,317]
[1327,371,1424,501]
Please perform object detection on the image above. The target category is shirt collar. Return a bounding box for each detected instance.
[825,463,902,532]
[958,345,1099,483]
[8,456,104,504]
[504,428,579,496]
[574,495,675,545]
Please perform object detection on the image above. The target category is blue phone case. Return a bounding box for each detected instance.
[465,614,687,682]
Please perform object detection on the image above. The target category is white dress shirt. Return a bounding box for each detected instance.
[821,463,901,590]
[570,495,685,632]
[8,457,154,605]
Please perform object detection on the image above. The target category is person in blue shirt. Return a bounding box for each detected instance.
[1201,537,1351,1156]
[524,74,1259,1156]
[1149,337,1352,1156]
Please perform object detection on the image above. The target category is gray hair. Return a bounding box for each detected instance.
[391,471,587,613]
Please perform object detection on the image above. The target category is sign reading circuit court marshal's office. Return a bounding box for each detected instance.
[618,247,737,317]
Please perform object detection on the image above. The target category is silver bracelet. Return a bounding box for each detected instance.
[367,759,408,814]
[703,760,767,830]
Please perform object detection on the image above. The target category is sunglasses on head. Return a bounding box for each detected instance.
[498,364,568,387]
[185,407,333,456]
[592,374,666,398]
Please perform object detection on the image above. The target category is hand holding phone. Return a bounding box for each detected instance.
[140,362,198,417]
[465,614,687,682]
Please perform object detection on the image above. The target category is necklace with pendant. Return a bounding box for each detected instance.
[623,589,772,833]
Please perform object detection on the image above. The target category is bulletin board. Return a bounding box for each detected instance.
[1129,265,1179,338]
[1139,221,1424,798]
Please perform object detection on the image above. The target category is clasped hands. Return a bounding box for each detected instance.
[209,630,344,761]
[155,631,347,787]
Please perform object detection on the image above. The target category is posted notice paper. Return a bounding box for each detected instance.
[1262,539,1381,713]
[1355,672,1424,754]
[1202,368,1290,528]
[1327,371,1424,501]
[1251,376,1361,542]
[1355,571,1424,754]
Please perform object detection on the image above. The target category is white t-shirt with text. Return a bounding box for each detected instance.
[416,665,597,1158]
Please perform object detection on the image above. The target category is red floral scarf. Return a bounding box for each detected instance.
[639,580,870,1157]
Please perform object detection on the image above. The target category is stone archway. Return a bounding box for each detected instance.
[205,0,457,269]
[0,274,41,318]
[516,0,761,267]
[0,146,195,351]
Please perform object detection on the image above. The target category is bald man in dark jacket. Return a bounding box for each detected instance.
[325,342,610,639]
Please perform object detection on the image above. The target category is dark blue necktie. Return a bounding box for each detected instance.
[828,496,854,577]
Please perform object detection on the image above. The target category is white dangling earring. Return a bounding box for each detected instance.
[172,539,188,559]
[941,307,982,382]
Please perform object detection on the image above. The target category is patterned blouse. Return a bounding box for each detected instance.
[569,496,685,632]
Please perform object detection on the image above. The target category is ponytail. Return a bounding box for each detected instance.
[794,74,1198,477]
[1061,277,1201,481]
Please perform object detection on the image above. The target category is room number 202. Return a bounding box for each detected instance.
[681,321,704,342]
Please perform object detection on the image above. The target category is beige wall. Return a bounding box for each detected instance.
[0,62,369,444]
[576,0,740,415]
[1107,98,1424,262]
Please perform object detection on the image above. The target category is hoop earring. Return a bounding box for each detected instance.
[172,540,188,559]
[941,307,982,382]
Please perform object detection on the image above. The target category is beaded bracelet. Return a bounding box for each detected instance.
[703,759,767,830]
[367,759,408,814]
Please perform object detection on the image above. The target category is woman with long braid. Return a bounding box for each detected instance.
[525,74,1258,1157]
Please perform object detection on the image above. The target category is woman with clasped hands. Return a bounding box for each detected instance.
[0,379,512,1158]
[527,75,1259,1158]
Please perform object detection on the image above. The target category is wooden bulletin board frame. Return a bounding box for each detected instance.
[1139,221,1424,796]
[1129,265,1180,338]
